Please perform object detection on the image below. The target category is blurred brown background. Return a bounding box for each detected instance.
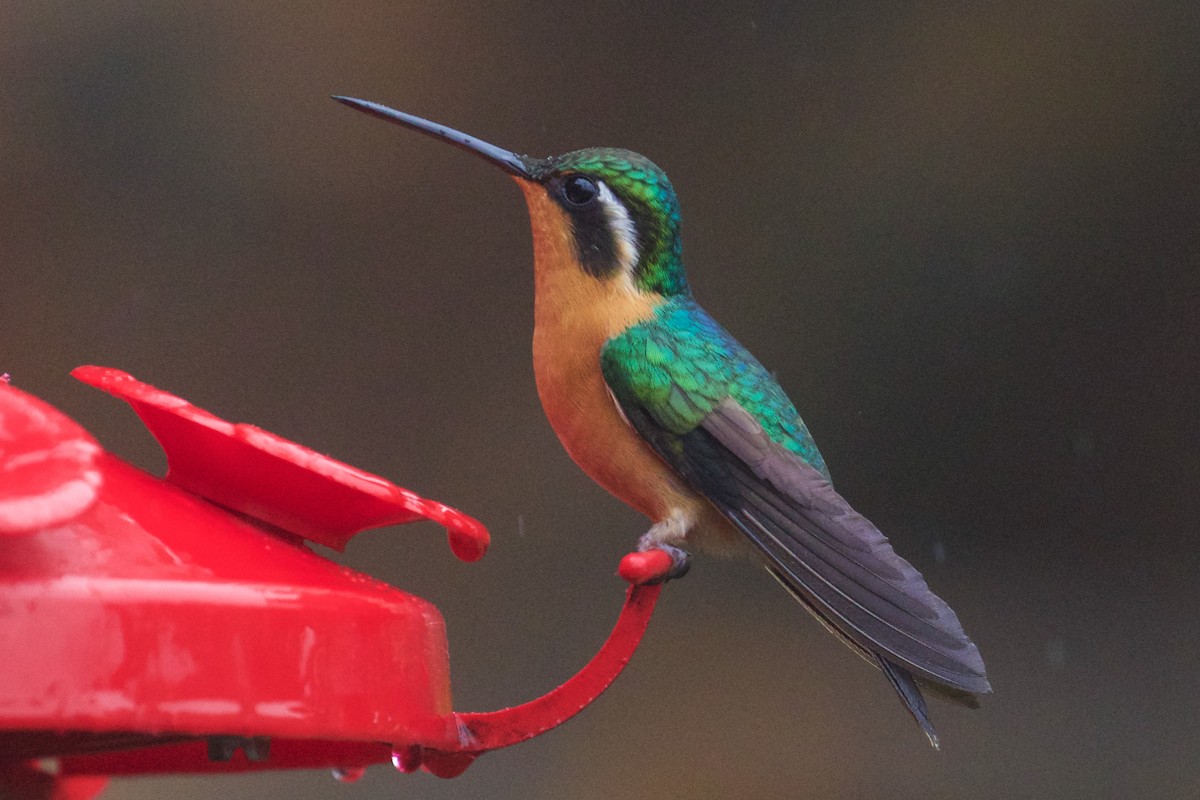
[3,2,1198,798]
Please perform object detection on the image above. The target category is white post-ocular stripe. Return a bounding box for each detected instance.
[597,181,640,276]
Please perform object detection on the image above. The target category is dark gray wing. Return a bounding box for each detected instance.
[620,396,991,746]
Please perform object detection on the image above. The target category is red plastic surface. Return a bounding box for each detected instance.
[71,367,489,559]
[0,386,102,536]
[618,549,676,584]
[0,452,461,747]
[0,370,669,789]
[0,375,464,774]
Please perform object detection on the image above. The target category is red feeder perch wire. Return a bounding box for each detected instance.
[0,368,672,798]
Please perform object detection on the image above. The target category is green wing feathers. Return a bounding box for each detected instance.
[601,298,829,476]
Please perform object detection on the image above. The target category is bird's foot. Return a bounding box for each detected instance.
[648,543,690,581]
[617,511,694,585]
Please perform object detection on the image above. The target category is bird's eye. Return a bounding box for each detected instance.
[563,175,600,205]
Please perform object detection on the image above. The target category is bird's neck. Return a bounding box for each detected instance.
[517,182,662,346]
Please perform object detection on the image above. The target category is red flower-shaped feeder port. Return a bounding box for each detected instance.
[0,368,671,799]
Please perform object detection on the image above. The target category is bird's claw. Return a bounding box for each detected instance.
[654,544,690,581]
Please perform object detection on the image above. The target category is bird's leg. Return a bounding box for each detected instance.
[635,509,692,582]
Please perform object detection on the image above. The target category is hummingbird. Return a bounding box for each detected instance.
[334,96,991,747]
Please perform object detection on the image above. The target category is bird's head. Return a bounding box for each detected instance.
[334,97,688,300]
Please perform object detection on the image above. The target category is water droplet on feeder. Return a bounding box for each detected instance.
[391,745,422,773]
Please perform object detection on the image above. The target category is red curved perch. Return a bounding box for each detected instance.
[420,578,666,777]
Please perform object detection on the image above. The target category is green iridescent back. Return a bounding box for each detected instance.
[543,148,688,297]
[601,297,830,479]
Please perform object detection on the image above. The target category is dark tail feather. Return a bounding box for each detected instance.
[878,657,939,750]
[769,565,945,749]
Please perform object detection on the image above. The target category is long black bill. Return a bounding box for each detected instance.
[333,96,534,179]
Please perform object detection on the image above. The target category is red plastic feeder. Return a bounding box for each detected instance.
[0,368,671,798]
